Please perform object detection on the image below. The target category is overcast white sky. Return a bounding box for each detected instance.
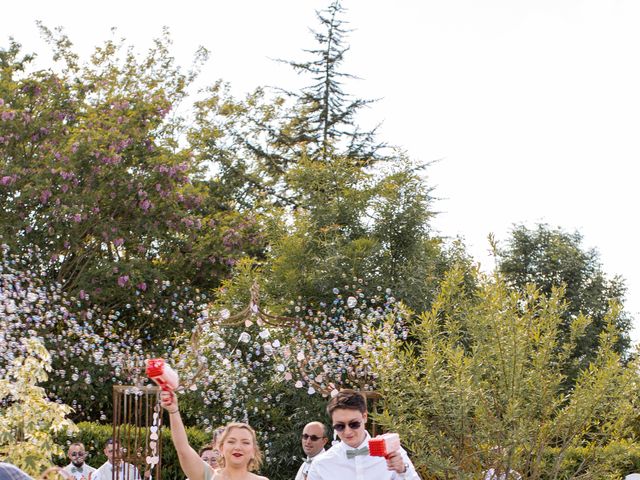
[4,0,640,341]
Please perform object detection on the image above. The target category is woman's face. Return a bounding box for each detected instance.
[220,427,255,469]
[201,448,221,469]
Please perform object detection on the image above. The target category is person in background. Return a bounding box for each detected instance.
[62,442,96,480]
[199,446,221,471]
[295,422,328,480]
[91,438,140,480]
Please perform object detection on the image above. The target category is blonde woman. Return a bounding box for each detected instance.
[160,393,268,480]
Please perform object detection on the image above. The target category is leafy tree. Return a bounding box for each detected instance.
[188,2,450,313]
[278,0,383,165]
[0,337,77,476]
[497,224,631,373]
[188,1,384,211]
[0,31,262,325]
[366,267,640,479]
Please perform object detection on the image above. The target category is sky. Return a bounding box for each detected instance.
[3,0,640,341]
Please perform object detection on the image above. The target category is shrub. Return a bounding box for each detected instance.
[53,421,210,478]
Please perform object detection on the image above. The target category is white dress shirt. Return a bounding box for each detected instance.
[295,450,326,480]
[307,432,420,480]
[92,461,140,480]
[63,462,96,479]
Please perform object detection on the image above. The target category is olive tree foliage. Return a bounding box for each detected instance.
[497,224,631,372]
[366,267,640,479]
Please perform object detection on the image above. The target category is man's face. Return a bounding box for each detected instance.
[331,409,367,448]
[68,444,86,467]
[104,443,121,464]
[301,423,327,457]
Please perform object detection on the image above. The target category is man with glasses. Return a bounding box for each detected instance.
[307,389,420,480]
[295,421,328,480]
[62,442,96,480]
[92,438,140,480]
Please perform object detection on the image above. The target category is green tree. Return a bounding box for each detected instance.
[366,267,640,479]
[189,1,450,312]
[497,224,631,373]
[0,32,262,321]
[188,1,385,211]
[0,31,264,423]
[278,0,383,165]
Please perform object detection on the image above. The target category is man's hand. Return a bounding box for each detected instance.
[385,451,406,473]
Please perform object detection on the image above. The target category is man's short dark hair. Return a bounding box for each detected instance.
[199,445,214,456]
[326,389,367,417]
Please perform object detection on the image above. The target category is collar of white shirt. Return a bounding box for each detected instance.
[340,431,371,457]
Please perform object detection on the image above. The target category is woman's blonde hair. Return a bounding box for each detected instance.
[216,422,263,472]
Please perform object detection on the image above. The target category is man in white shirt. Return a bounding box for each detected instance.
[91,439,140,480]
[295,421,328,480]
[62,442,96,480]
[307,389,420,480]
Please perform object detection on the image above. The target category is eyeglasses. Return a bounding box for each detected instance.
[70,452,86,457]
[332,421,362,432]
[301,434,325,441]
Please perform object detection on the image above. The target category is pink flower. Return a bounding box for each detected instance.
[72,214,82,222]
[137,282,147,291]
[117,275,129,287]
[40,189,52,204]
[1,176,14,186]
[113,238,124,247]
